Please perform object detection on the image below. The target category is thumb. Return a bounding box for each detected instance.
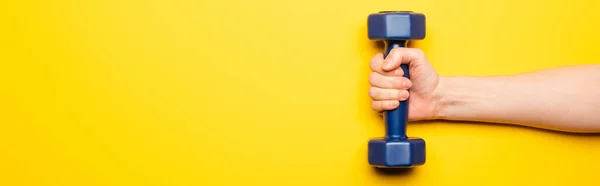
[382,48,425,71]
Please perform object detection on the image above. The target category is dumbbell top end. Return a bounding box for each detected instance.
[367,11,426,41]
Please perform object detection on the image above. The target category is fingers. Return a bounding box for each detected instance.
[372,101,400,112]
[369,72,412,89]
[382,48,426,71]
[370,53,405,76]
[368,48,424,113]
[369,87,409,101]
[368,71,411,112]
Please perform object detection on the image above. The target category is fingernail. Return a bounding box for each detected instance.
[394,69,404,76]
[403,80,412,88]
[384,61,393,69]
[401,91,409,99]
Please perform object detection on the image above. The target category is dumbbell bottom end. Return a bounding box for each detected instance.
[367,137,426,168]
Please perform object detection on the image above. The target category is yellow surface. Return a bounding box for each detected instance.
[1,0,600,185]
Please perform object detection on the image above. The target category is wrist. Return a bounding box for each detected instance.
[432,76,456,120]
[431,75,498,122]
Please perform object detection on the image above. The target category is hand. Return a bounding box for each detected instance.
[368,48,441,121]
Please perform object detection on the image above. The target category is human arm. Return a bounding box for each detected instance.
[435,65,600,133]
[368,48,600,133]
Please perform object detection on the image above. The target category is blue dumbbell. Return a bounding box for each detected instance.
[367,11,426,168]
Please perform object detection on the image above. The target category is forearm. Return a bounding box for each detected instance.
[434,64,600,133]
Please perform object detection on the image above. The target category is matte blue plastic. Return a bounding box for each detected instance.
[368,138,425,167]
[366,11,427,168]
[367,12,425,40]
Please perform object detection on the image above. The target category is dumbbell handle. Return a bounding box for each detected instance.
[383,40,409,140]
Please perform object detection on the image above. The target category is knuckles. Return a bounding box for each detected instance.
[368,87,377,98]
[368,72,378,85]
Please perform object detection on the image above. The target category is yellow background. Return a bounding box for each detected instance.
[1,0,600,185]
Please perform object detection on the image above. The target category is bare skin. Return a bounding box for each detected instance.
[368,48,600,133]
